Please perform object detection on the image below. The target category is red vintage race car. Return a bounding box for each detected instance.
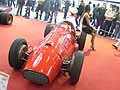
[8,21,86,85]
[0,5,13,25]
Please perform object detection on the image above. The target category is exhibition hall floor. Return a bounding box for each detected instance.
[0,16,120,90]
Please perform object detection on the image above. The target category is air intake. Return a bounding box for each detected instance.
[23,70,49,84]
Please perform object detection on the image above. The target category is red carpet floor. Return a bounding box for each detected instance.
[0,16,120,90]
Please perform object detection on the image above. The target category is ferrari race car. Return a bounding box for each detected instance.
[0,5,13,25]
[8,21,86,85]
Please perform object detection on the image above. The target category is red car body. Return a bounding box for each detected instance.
[9,21,84,85]
[23,24,77,83]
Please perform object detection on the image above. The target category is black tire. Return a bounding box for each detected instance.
[8,39,28,70]
[0,12,13,25]
[77,31,87,50]
[44,24,52,37]
[69,51,84,84]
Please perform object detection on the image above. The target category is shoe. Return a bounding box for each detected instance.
[23,15,26,17]
[25,16,29,19]
[112,44,118,49]
[16,14,18,16]
[91,47,96,51]
[34,17,38,19]
[90,46,96,51]
[112,37,115,40]
[47,21,51,23]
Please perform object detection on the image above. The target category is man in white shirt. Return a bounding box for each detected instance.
[101,4,115,37]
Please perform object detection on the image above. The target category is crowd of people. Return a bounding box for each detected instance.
[92,3,120,40]
[0,0,120,49]
[0,0,62,23]
[76,0,120,49]
[0,0,78,23]
[76,0,120,41]
[15,0,61,24]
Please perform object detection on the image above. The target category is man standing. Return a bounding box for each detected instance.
[101,4,115,37]
[23,0,32,18]
[16,0,25,16]
[10,0,16,7]
[34,0,45,19]
[94,3,100,29]
[72,0,75,7]
[8,0,11,6]
[63,0,71,19]
[109,6,119,37]
[31,0,36,11]
[43,0,51,21]
[75,0,85,29]
[98,3,107,33]
[48,0,60,23]
[112,10,120,39]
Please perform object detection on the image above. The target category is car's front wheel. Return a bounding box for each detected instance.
[69,51,84,84]
[8,39,28,70]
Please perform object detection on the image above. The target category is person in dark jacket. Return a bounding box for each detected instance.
[98,3,107,35]
[112,11,120,39]
[109,6,119,37]
[0,0,7,5]
[98,4,107,28]
[9,0,15,7]
[31,0,36,11]
[63,0,71,19]
[72,0,75,7]
[99,4,115,37]
[94,3,100,29]
[34,0,45,19]
[16,0,25,16]
[43,0,51,21]
[23,0,32,18]
[91,4,96,27]
[75,0,85,29]
[8,0,11,6]
[48,0,60,23]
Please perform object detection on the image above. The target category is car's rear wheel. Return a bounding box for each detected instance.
[8,39,28,70]
[69,51,84,84]
[0,12,13,25]
[77,31,87,50]
[44,24,52,37]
